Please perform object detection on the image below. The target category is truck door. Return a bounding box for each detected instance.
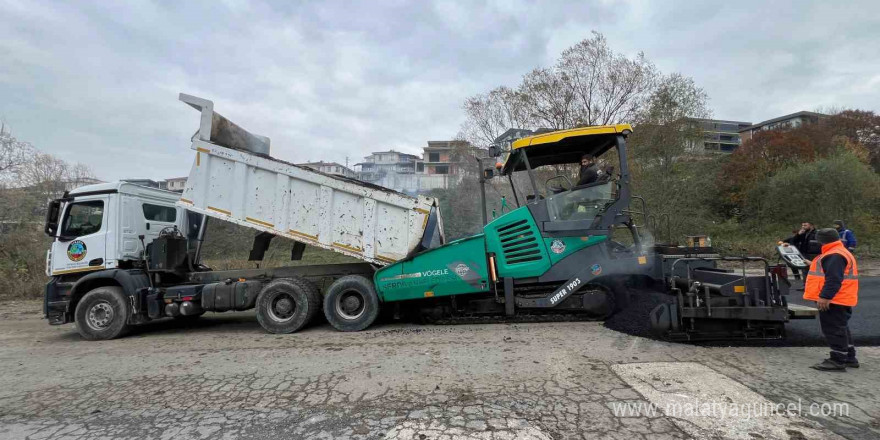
[50,196,109,276]
[141,201,179,245]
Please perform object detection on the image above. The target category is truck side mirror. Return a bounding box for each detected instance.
[44,200,61,237]
[487,145,501,157]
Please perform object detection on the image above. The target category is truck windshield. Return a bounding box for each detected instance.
[60,201,104,237]
[546,182,615,222]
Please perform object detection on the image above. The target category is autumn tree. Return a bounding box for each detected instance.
[827,110,880,171]
[716,110,879,218]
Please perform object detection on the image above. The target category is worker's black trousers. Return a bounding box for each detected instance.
[819,304,856,363]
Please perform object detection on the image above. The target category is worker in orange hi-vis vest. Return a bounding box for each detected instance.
[804,228,859,371]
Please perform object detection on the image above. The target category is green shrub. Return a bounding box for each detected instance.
[744,151,880,226]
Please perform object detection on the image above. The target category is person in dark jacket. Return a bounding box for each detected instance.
[805,228,860,371]
[833,220,857,251]
[577,154,598,186]
[783,222,819,278]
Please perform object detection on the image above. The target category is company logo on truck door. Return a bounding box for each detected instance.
[67,240,87,262]
[454,263,470,277]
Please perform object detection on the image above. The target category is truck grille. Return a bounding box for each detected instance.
[498,219,542,264]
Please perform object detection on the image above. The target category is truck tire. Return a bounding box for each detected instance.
[74,286,131,340]
[323,275,380,332]
[255,277,320,334]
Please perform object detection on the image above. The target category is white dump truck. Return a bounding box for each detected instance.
[43,94,445,340]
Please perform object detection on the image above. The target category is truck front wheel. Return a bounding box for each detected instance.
[255,278,320,334]
[74,286,131,340]
[323,275,380,332]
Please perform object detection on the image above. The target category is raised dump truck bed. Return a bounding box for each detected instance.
[176,94,441,265]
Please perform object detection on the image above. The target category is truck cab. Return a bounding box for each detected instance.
[44,182,201,326]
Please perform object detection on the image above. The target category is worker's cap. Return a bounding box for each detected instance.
[817,228,840,245]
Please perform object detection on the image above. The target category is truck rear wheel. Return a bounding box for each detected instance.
[323,275,380,332]
[255,277,320,334]
[74,286,131,341]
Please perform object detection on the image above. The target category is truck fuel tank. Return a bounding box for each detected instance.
[202,280,262,312]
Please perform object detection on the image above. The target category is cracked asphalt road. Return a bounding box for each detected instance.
[0,301,877,439]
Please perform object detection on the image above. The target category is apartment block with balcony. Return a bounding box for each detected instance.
[739,111,826,143]
[688,118,752,153]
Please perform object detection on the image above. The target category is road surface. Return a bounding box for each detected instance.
[0,295,878,439]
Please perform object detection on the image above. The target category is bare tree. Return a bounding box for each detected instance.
[15,150,96,207]
[460,86,533,147]
[0,124,35,186]
[518,67,577,130]
[558,32,659,126]
[459,31,661,147]
[19,152,70,203]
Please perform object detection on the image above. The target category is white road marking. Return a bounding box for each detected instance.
[612,362,843,440]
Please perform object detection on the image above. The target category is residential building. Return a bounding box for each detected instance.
[739,111,827,143]
[356,150,422,193]
[689,118,752,153]
[423,141,464,176]
[296,162,357,179]
[354,140,486,194]
[160,177,187,192]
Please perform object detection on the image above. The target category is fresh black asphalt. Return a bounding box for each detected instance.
[784,276,880,346]
[605,276,880,347]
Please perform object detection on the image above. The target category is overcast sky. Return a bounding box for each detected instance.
[1,0,878,181]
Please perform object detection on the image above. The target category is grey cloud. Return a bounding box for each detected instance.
[0,0,878,182]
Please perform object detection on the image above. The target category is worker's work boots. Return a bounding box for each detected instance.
[811,358,858,371]
[812,359,846,371]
